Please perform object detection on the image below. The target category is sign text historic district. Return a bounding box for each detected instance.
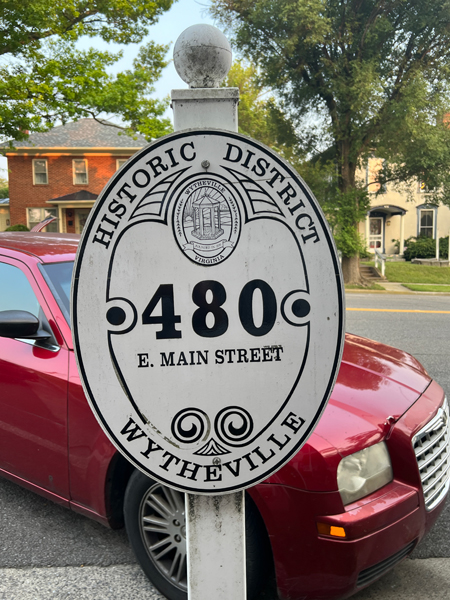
[72,130,344,493]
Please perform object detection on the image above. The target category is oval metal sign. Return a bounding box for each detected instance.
[72,130,344,494]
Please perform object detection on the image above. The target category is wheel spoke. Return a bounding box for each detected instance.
[149,536,172,552]
[168,548,180,578]
[145,494,174,519]
[143,524,169,534]
[174,549,187,585]
[164,486,185,515]
[154,541,176,560]
[142,515,169,531]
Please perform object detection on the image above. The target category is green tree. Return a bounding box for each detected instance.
[0,0,175,142]
[224,61,301,161]
[212,0,450,283]
[0,176,8,199]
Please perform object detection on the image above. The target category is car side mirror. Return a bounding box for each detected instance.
[0,310,52,340]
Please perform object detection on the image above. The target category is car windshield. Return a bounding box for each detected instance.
[40,261,74,325]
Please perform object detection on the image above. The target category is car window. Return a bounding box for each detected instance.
[0,262,40,317]
[40,261,74,325]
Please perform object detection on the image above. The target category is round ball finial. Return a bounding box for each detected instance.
[173,24,232,88]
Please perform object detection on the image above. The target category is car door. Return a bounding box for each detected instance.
[0,256,70,500]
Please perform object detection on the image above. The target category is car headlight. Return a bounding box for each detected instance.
[337,442,393,505]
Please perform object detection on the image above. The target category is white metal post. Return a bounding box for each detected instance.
[365,215,370,252]
[185,493,246,600]
[436,227,440,261]
[171,25,246,600]
[400,213,405,255]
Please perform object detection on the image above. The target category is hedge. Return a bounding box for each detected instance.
[404,236,449,261]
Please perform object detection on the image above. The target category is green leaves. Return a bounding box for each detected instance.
[224,60,301,160]
[0,176,8,199]
[0,0,175,53]
[212,0,450,270]
[0,0,174,141]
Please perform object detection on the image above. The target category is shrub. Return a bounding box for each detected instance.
[5,224,29,231]
[403,235,449,260]
[440,236,449,260]
[359,246,371,259]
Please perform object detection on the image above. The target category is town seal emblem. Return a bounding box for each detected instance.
[173,175,240,265]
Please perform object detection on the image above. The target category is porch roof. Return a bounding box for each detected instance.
[368,204,406,216]
[47,190,98,204]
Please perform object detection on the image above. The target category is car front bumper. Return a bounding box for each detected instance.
[250,380,449,600]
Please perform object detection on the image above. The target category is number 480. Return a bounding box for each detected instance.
[142,279,279,339]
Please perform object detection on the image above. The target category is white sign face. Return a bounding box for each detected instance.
[72,130,344,494]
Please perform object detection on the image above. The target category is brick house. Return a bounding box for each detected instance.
[2,119,147,233]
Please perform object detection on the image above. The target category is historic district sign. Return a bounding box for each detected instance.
[72,130,345,494]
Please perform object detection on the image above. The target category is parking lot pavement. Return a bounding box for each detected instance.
[352,557,450,599]
[0,565,162,600]
[2,558,450,600]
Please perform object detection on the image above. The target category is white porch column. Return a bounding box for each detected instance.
[399,213,405,255]
[365,215,370,250]
[58,205,65,233]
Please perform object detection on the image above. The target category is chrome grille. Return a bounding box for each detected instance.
[413,396,450,511]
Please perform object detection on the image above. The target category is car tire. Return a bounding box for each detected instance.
[123,469,271,600]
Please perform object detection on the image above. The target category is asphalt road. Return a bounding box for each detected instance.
[1,291,450,600]
[345,292,450,399]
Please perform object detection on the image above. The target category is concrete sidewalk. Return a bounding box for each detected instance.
[347,280,450,294]
[376,281,411,293]
[2,558,450,600]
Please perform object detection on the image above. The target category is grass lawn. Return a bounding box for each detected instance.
[360,260,450,284]
[402,284,450,292]
[384,262,450,284]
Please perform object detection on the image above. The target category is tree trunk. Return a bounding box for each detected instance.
[341,254,362,285]
[339,142,362,285]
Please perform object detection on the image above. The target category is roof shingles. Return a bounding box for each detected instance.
[1,119,147,149]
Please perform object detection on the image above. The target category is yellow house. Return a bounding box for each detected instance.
[359,158,450,255]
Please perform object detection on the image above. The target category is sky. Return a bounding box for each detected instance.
[131,0,218,96]
[84,0,219,96]
[0,0,222,177]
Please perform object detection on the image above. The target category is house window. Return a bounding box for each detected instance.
[73,159,88,185]
[419,209,435,238]
[33,159,48,185]
[27,208,58,232]
[116,159,127,171]
[0,262,40,317]
[418,180,434,193]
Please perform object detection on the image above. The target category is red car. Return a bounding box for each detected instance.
[0,232,448,600]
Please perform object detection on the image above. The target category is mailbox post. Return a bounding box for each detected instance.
[72,24,344,600]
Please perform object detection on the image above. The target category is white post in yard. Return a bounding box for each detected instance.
[400,213,405,255]
[436,227,440,261]
[365,215,370,251]
[171,25,245,600]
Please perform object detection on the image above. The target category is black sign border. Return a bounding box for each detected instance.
[72,129,345,494]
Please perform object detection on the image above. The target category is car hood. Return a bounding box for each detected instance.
[266,334,432,491]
